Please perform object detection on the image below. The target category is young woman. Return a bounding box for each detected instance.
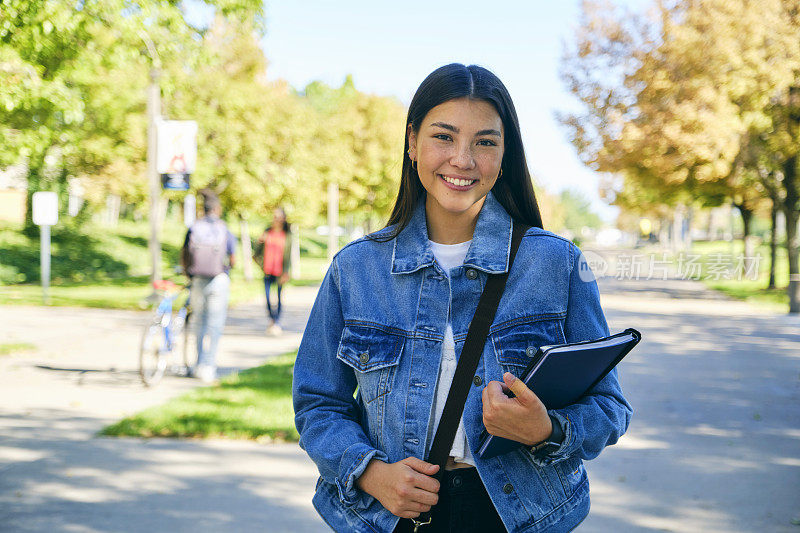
[255,207,291,335]
[293,64,632,533]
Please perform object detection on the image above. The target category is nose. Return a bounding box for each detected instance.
[450,142,476,170]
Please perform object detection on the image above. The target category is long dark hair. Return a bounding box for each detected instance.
[369,63,543,242]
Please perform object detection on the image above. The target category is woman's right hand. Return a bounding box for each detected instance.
[356,457,440,519]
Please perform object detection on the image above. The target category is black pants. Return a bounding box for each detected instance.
[264,275,283,320]
[393,468,507,533]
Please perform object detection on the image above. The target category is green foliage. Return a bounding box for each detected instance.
[561,0,800,215]
[0,219,330,308]
[0,219,185,284]
[558,189,602,233]
[2,0,406,240]
[0,0,265,220]
[562,0,800,311]
[681,240,789,311]
[301,77,405,227]
[100,351,298,441]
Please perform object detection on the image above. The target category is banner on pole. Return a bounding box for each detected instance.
[32,191,58,226]
[157,120,198,191]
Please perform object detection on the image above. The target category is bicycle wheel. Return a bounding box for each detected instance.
[140,323,168,386]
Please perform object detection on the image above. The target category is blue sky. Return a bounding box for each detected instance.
[189,1,650,223]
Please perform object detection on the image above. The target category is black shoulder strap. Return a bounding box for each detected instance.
[415,221,528,527]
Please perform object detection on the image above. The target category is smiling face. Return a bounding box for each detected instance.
[408,98,504,231]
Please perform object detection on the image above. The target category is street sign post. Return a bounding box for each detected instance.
[32,191,58,304]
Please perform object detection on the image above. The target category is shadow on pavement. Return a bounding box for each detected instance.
[0,409,327,533]
[580,301,800,532]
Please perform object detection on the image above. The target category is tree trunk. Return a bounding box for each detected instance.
[672,205,684,252]
[769,198,778,290]
[240,217,253,281]
[728,202,736,256]
[782,155,799,314]
[734,202,755,275]
[105,194,121,227]
[685,204,694,251]
[706,208,715,240]
[158,197,169,226]
[658,217,670,249]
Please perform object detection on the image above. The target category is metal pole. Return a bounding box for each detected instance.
[41,224,50,304]
[148,67,162,285]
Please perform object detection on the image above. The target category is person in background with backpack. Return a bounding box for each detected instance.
[254,207,292,336]
[181,192,236,383]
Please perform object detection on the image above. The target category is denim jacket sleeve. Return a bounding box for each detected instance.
[530,243,633,466]
[292,257,388,508]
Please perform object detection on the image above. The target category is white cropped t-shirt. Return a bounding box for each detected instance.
[426,238,475,466]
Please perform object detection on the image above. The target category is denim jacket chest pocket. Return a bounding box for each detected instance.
[336,324,404,404]
[490,318,567,374]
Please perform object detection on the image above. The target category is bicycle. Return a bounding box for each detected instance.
[139,279,193,386]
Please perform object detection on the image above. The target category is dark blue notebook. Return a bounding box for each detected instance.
[477,328,641,460]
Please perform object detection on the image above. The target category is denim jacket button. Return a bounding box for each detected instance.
[503,483,514,494]
[472,375,483,386]
[465,268,478,280]
[359,352,369,365]
[526,346,536,357]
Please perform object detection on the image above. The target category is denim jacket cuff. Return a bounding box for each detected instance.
[335,444,388,509]
[528,410,574,467]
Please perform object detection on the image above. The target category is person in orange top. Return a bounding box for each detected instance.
[255,208,292,335]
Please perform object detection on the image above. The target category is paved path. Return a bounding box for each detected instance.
[1,273,799,532]
[583,277,800,532]
[0,286,329,533]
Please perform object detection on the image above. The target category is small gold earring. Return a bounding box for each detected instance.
[411,159,417,171]
[498,168,503,179]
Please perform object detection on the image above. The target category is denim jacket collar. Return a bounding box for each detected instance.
[391,190,513,275]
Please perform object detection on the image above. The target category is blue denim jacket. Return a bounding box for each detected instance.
[293,191,633,533]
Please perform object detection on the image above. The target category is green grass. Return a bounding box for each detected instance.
[0,219,350,309]
[0,273,268,309]
[0,343,36,356]
[0,219,186,284]
[644,239,792,311]
[100,351,298,442]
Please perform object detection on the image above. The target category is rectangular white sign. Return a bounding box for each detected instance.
[156,120,198,175]
[32,191,58,226]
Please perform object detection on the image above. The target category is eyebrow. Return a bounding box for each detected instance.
[429,122,502,137]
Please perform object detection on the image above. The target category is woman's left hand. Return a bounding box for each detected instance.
[481,372,553,446]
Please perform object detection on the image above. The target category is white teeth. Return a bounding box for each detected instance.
[441,175,475,187]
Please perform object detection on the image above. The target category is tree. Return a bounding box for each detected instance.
[558,189,603,235]
[0,0,98,224]
[0,0,266,226]
[561,0,800,312]
[302,77,405,229]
